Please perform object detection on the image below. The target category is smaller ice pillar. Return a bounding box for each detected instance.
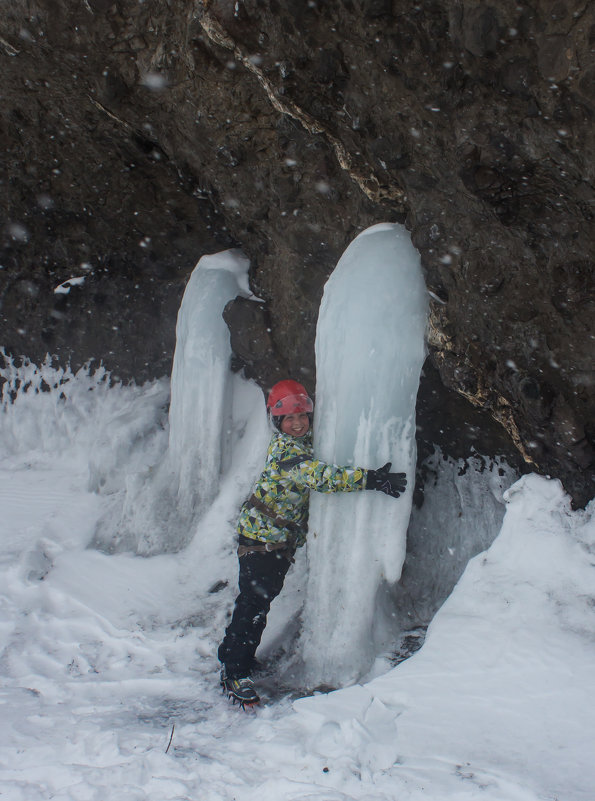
[168,250,251,522]
[91,250,253,555]
[302,224,427,686]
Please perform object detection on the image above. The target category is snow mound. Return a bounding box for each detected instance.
[1,355,594,800]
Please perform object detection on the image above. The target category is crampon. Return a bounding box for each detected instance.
[220,671,260,710]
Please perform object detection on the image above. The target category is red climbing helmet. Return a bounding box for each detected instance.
[266,380,313,416]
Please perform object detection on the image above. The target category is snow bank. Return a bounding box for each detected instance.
[1,354,594,801]
[0,351,169,475]
[291,474,595,801]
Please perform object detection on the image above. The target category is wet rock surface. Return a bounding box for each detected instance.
[1,0,593,503]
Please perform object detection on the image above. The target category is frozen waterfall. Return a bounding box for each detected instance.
[168,250,252,521]
[301,223,428,686]
[91,250,255,554]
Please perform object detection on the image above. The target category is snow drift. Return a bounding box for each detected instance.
[1,354,593,801]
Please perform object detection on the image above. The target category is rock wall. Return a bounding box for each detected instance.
[1,0,593,503]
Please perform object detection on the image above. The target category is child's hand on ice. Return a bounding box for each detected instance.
[366,463,407,498]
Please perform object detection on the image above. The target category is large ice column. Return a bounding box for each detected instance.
[301,223,427,686]
[168,250,252,521]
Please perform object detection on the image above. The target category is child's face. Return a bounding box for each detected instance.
[281,413,310,438]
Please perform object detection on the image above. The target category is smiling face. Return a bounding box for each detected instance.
[280,413,310,438]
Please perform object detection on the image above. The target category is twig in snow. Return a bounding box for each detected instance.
[165,723,175,754]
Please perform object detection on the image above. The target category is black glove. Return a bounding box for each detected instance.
[366,462,407,498]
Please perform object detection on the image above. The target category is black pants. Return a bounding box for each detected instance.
[218,542,292,679]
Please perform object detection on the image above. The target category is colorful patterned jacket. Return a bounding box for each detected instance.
[237,430,368,547]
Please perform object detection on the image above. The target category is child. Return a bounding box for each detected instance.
[218,379,407,705]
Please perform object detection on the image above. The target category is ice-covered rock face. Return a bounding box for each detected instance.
[1,0,593,504]
[301,224,427,686]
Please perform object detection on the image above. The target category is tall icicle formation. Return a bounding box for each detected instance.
[302,224,428,686]
[91,250,253,554]
[168,251,251,522]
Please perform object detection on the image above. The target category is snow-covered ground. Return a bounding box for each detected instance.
[1,359,594,801]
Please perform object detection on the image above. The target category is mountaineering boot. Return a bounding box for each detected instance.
[220,669,260,707]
